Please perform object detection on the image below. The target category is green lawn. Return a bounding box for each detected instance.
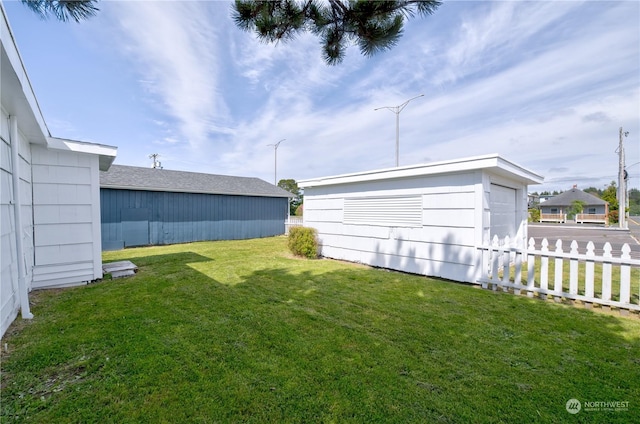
[2,237,639,423]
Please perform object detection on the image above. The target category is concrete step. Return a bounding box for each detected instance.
[102,260,138,279]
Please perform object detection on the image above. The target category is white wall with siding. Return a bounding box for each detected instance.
[31,145,103,288]
[1,108,35,336]
[2,2,117,337]
[303,171,483,282]
[300,156,542,284]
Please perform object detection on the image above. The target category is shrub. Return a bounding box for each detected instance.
[528,208,540,222]
[295,203,303,216]
[288,226,318,258]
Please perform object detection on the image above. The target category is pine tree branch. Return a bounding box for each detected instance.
[21,0,99,22]
[233,0,442,65]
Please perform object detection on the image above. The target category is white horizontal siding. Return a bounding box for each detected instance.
[31,145,102,287]
[303,171,484,283]
[422,209,475,228]
[305,207,343,223]
[1,207,18,337]
[308,222,477,247]
[1,112,35,336]
[30,146,94,168]
[32,164,92,185]
[1,110,16,338]
[32,262,93,289]
[319,243,475,282]
[0,165,12,204]
[306,172,476,196]
[34,223,94,246]
[34,243,94,266]
[423,191,474,208]
[300,197,344,210]
[32,183,92,205]
[319,233,475,264]
[34,204,93,224]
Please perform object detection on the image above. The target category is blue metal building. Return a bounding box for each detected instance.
[100,165,291,250]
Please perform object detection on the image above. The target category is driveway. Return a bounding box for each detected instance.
[528,221,640,260]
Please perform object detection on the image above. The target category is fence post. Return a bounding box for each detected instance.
[491,235,500,291]
[619,244,631,313]
[584,241,595,308]
[554,240,563,302]
[601,242,612,310]
[480,246,489,289]
[501,235,511,292]
[540,238,549,300]
[569,240,579,303]
[514,240,522,296]
[526,238,536,298]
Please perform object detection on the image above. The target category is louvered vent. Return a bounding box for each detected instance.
[343,196,423,227]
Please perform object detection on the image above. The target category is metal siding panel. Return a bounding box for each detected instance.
[121,208,150,247]
[99,188,288,249]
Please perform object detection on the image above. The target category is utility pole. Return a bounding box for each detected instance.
[617,127,628,229]
[149,153,163,169]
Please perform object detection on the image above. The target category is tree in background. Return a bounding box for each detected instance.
[278,179,302,215]
[20,0,98,22]
[601,181,619,224]
[601,181,618,210]
[583,186,639,216]
[568,200,586,221]
[233,0,441,64]
[629,188,640,216]
[583,186,602,196]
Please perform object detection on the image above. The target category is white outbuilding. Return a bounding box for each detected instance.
[298,154,543,283]
[1,3,117,337]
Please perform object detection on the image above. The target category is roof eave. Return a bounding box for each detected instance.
[1,3,49,144]
[299,154,544,188]
[47,137,118,171]
[99,184,291,198]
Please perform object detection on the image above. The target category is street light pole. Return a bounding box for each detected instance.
[375,94,424,167]
[267,139,285,185]
[617,128,628,229]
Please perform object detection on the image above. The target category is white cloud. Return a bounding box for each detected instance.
[105,1,230,149]
[27,0,634,192]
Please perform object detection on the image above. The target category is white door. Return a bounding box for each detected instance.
[490,184,517,241]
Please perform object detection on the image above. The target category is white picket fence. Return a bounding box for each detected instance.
[285,216,304,235]
[477,236,640,312]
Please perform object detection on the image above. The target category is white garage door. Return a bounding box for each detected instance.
[490,184,517,241]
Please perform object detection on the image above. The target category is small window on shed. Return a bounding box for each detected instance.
[550,208,558,214]
[588,208,596,214]
[344,196,422,227]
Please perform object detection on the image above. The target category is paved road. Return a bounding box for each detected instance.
[528,220,640,260]
[629,215,640,245]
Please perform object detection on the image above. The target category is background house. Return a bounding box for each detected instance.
[100,165,291,250]
[2,3,117,337]
[299,154,543,283]
[539,186,608,224]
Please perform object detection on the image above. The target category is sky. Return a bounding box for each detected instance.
[3,0,639,193]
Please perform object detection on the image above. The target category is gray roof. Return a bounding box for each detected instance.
[100,165,292,198]
[541,188,607,207]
